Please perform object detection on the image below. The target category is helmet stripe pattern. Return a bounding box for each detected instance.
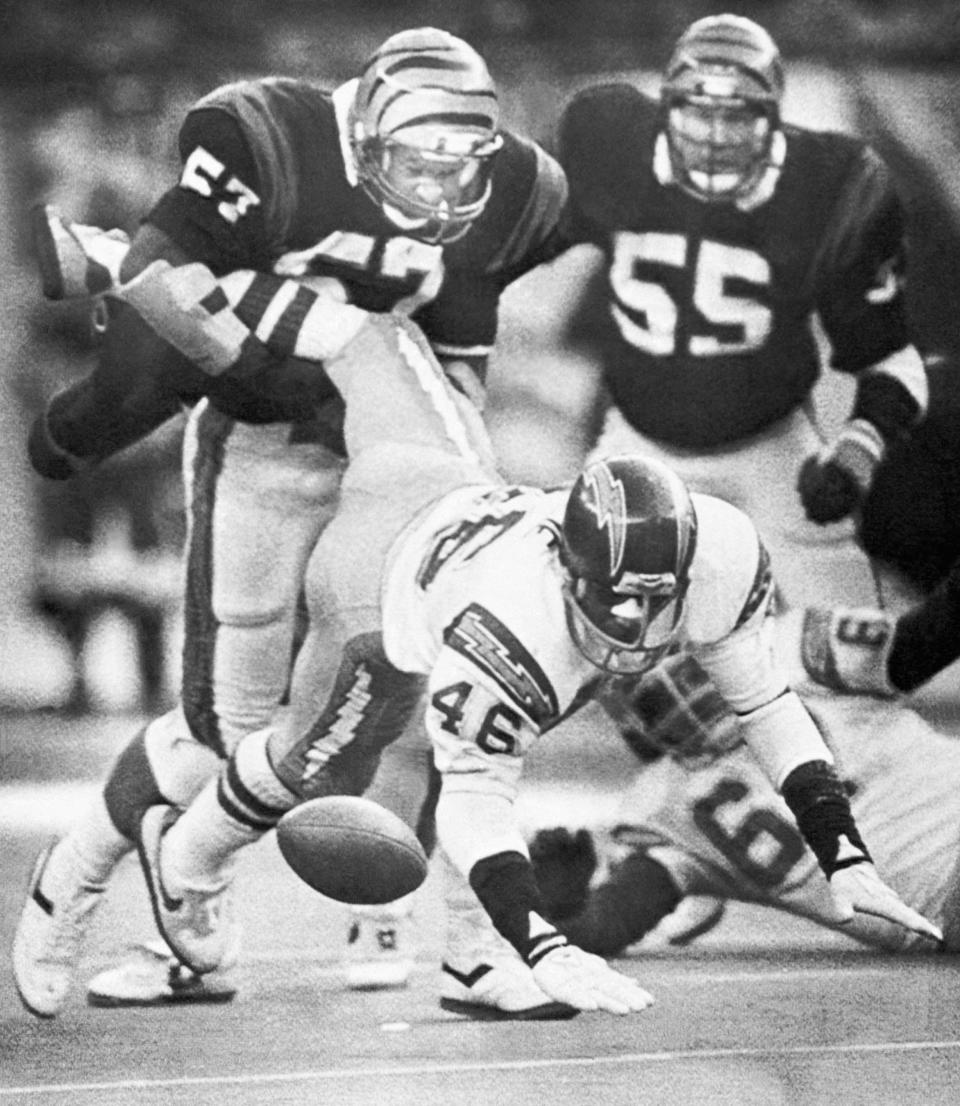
[357,30,499,141]
[581,463,628,578]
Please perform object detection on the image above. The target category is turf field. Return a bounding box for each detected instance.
[6,60,960,1106]
[4,700,960,1106]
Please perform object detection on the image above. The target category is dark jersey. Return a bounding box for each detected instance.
[149,77,567,354]
[558,84,912,448]
[34,77,567,475]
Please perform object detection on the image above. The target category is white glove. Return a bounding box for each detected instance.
[830,861,942,943]
[531,945,654,1015]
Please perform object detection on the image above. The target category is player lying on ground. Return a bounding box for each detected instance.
[14,26,570,1019]
[115,301,937,1015]
[530,653,957,954]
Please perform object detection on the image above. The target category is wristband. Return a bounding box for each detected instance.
[780,760,870,876]
[469,850,566,962]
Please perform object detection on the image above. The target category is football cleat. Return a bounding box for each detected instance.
[344,906,415,990]
[32,204,129,300]
[136,805,241,975]
[86,941,237,1007]
[801,606,898,698]
[13,841,106,1018]
[440,956,579,1021]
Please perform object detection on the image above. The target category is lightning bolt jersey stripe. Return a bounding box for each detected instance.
[445,602,559,726]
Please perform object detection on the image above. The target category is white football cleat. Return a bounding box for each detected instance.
[137,805,240,975]
[801,606,898,697]
[13,841,106,1018]
[86,941,237,1007]
[344,905,415,990]
[32,203,129,300]
[440,955,579,1021]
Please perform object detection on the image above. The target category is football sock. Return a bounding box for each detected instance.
[55,793,132,887]
[162,728,294,890]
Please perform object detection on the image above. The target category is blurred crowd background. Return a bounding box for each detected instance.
[0,0,958,716]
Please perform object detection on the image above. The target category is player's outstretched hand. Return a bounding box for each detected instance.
[531,945,654,1014]
[830,862,943,943]
[529,828,597,920]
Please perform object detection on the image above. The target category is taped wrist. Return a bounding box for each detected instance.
[829,418,885,493]
[780,760,869,877]
[469,850,568,964]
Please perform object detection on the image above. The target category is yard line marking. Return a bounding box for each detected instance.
[5,1039,960,1098]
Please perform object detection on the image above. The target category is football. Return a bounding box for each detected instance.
[275,795,429,905]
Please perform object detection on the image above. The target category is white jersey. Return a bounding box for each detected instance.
[610,683,960,950]
[382,483,825,873]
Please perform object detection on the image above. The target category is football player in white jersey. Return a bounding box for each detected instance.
[14,26,569,1019]
[130,306,939,1016]
[530,655,960,955]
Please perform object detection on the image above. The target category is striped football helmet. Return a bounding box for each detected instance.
[661,14,784,204]
[559,456,698,675]
[350,27,503,243]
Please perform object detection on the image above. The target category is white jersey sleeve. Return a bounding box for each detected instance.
[684,495,836,786]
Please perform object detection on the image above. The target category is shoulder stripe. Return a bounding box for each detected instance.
[445,602,559,726]
[734,540,774,630]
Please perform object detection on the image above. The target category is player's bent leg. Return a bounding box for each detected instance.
[11,714,177,1019]
[136,803,242,976]
[438,850,578,1021]
[136,724,294,973]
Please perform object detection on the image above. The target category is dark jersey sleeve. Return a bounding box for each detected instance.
[146,108,273,275]
[412,138,568,355]
[814,145,913,372]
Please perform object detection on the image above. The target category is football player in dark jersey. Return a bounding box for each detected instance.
[15,26,568,1019]
[555,13,929,612]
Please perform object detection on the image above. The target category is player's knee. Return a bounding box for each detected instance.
[144,705,221,806]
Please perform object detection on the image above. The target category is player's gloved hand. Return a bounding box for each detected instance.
[829,860,943,943]
[797,418,885,524]
[530,944,654,1014]
[529,828,598,920]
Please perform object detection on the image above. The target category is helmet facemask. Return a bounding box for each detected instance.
[559,456,698,677]
[350,28,503,244]
[563,570,689,676]
[354,128,503,244]
[660,15,785,206]
[664,84,778,204]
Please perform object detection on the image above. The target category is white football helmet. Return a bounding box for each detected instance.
[661,14,784,204]
[350,27,503,243]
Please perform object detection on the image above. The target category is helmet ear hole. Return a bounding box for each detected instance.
[560,456,698,674]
